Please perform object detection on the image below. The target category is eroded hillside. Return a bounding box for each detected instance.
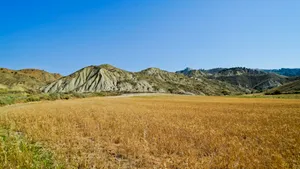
[42,64,247,95]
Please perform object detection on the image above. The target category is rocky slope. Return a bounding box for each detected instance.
[42,64,247,95]
[0,68,62,91]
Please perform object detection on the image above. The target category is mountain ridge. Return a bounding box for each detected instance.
[42,64,248,95]
[1,65,299,95]
[176,67,290,92]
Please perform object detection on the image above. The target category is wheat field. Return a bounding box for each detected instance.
[0,95,299,168]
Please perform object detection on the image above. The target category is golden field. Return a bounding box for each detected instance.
[0,95,300,168]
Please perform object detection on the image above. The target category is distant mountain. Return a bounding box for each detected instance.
[263,68,300,77]
[0,68,62,91]
[42,64,247,95]
[177,67,287,91]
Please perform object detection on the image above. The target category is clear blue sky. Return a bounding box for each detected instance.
[1,0,299,75]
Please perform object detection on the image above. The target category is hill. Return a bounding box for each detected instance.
[263,68,300,77]
[0,68,62,91]
[177,67,287,92]
[18,69,62,83]
[42,64,247,95]
[211,67,287,91]
[267,79,300,94]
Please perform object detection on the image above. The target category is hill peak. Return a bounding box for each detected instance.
[183,67,194,71]
[176,67,206,77]
[140,67,165,75]
[98,64,117,69]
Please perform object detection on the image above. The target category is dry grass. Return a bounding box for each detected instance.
[0,96,299,168]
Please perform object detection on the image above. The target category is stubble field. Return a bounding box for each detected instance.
[0,95,299,168]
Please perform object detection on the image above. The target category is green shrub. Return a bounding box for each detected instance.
[0,96,16,106]
[60,94,70,100]
[72,93,86,98]
[152,86,159,91]
[0,99,6,106]
[221,89,231,96]
[26,96,41,102]
[48,93,61,100]
[0,89,8,94]
[93,93,106,97]
[265,90,282,95]
[39,94,50,100]
[273,90,282,95]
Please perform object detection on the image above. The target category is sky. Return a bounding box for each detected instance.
[1,0,300,75]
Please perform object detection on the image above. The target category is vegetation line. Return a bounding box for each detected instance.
[0,91,121,107]
[1,90,300,108]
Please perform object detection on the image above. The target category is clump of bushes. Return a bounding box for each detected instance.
[0,89,8,94]
[26,96,41,102]
[59,94,71,100]
[265,90,282,95]
[221,89,231,96]
[92,92,120,97]
[71,93,86,98]
[0,96,16,106]
[152,86,160,91]
[0,91,122,107]
[48,93,61,100]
